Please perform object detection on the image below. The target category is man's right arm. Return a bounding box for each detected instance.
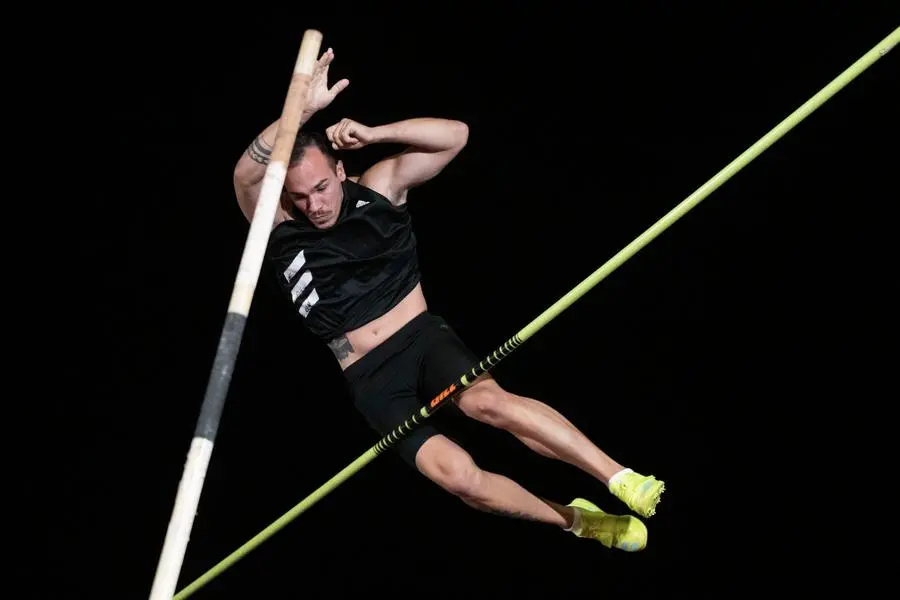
[233,119,280,223]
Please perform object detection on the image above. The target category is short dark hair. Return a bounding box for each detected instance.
[290,131,338,170]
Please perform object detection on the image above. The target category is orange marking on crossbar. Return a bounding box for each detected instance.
[429,384,457,408]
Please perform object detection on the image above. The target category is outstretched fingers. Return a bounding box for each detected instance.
[330,77,350,97]
[318,47,335,68]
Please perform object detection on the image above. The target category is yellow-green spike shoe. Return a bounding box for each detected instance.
[609,470,665,518]
[567,498,647,552]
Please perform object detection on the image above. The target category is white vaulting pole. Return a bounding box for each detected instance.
[148,29,323,600]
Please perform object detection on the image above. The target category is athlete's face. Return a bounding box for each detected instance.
[284,146,346,229]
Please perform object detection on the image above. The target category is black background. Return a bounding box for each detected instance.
[37,3,897,598]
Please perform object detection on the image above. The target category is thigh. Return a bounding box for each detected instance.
[355,387,442,469]
[416,315,483,402]
[348,347,440,469]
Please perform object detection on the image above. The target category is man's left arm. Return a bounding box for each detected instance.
[326,117,469,205]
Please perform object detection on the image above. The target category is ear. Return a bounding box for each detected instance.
[335,160,347,181]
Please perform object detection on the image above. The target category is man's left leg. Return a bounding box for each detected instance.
[454,375,665,518]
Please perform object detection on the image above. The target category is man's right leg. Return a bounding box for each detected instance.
[416,435,573,527]
[414,434,648,552]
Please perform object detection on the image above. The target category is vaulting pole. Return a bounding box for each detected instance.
[148,29,323,600]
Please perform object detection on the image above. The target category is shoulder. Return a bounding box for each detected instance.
[343,177,405,211]
[355,159,408,207]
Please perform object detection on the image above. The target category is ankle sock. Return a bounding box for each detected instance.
[608,468,634,488]
[565,508,584,535]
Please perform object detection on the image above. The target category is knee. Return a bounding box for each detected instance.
[458,382,515,427]
[423,447,483,500]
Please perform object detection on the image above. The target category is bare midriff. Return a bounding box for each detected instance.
[331,283,427,370]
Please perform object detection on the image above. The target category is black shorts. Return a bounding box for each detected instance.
[342,311,480,468]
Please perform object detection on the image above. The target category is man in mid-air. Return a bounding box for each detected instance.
[233,47,665,552]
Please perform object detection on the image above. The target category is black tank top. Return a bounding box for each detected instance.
[265,179,421,341]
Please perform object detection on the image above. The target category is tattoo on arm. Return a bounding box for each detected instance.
[247,135,272,165]
[327,335,354,361]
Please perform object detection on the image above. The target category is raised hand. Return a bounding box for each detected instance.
[303,48,350,119]
[326,118,375,150]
